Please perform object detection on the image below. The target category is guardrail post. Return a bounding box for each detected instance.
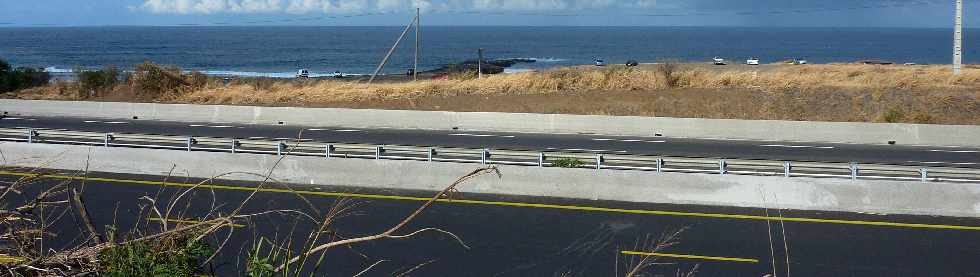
[481,149,490,164]
[186,137,196,151]
[849,162,859,180]
[325,144,334,158]
[104,133,114,147]
[656,158,664,173]
[27,129,37,143]
[231,139,241,153]
[376,146,384,160]
[920,168,929,182]
[783,161,792,177]
[277,142,289,156]
[719,159,727,175]
[428,148,435,162]
[538,153,545,167]
[596,154,604,170]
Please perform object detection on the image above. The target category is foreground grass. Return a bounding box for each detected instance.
[8,63,980,124]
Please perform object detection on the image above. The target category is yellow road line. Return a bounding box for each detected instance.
[621,250,759,263]
[3,170,980,231]
[0,255,25,264]
[148,217,245,228]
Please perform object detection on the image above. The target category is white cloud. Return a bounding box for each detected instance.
[138,0,655,14]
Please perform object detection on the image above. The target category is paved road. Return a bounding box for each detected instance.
[2,115,979,168]
[4,169,980,276]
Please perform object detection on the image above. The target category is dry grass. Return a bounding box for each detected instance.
[7,64,980,124]
[172,64,979,100]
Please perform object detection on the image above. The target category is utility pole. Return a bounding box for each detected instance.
[369,13,418,83]
[954,0,963,75]
[414,8,420,81]
[478,48,484,79]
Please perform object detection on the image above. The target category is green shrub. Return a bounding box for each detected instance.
[77,67,120,96]
[98,233,212,276]
[881,107,905,123]
[0,58,51,93]
[553,157,585,168]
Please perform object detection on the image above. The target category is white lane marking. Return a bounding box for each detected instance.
[1,117,24,120]
[208,125,235,128]
[83,120,101,123]
[248,137,268,139]
[333,129,363,132]
[929,149,980,153]
[592,138,665,143]
[552,148,628,153]
[449,133,516,138]
[759,144,835,149]
[908,161,948,164]
[907,161,978,165]
[104,121,128,124]
[188,124,206,127]
[306,128,328,131]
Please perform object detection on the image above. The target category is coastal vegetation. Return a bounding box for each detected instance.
[4,60,980,125]
[0,59,50,93]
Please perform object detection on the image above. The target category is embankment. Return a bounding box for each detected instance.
[5,63,980,125]
[4,99,980,147]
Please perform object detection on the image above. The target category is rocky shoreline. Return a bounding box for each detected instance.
[424,58,538,75]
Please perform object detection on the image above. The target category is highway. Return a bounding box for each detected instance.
[4,169,980,276]
[1,115,979,168]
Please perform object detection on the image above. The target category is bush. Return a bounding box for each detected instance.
[553,157,585,168]
[657,60,681,88]
[77,67,120,97]
[98,233,212,276]
[130,61,189,97]
[0,58,51,93]
[881,107,905,123]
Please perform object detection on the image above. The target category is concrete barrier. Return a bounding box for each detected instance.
[4,99,980,147]
[3,142,979,218]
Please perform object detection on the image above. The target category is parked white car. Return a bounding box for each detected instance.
[712,57,726,65]
[296,69,310,78]
[746,57,760,65]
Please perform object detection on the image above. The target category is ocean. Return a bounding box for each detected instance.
[0,26,975,78]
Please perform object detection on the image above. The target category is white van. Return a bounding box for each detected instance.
[746,57,760,65]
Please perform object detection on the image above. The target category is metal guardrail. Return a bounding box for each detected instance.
[2,127,979,183]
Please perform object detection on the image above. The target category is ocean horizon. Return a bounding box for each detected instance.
[1,26,975,78]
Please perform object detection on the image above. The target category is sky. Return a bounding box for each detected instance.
[0,0,974,27]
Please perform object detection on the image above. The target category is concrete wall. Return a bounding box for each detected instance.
[4,99,980,147]
[3,142,979,218]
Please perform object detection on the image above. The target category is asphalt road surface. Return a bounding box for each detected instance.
[2,115,979,168]
[4,168,980,276]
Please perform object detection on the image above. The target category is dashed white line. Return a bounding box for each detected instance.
[929,149,980,153]
[208,125,234,128]
[83,120,101,123]
[591,138,665,143]
[248,137,268,139]
[907,161,978,165]
[333,129,363,132]
[1,117,24,120]
[188,124,206,127]
[104,121,128,124]
[759,144,835,149]
[449,133,516,138]
[549,147,628,153]
[306,128,328,131]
